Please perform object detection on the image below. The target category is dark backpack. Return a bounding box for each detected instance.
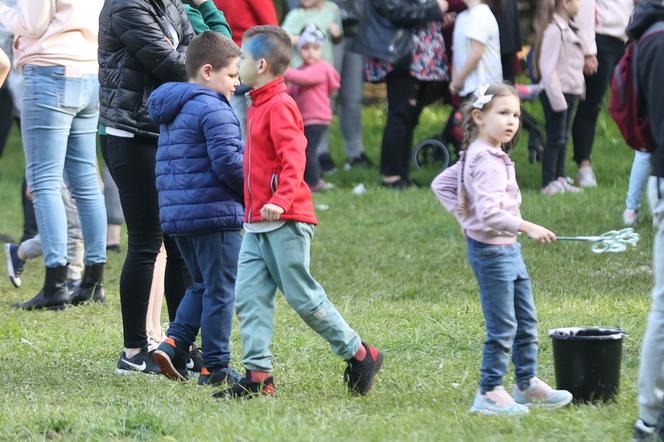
[608,21,664,152]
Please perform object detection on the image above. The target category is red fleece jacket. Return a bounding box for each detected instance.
[244,77,318,225]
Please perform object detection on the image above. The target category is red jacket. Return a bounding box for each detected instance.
[244,77,318,225]
[213,0,278,45]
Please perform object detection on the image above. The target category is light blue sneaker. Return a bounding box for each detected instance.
[469,387,530,416]
[512,377,573,409]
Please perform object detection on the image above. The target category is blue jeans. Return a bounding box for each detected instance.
[168,231,241,369]
[466,238,539,393]
[22,65,106,268]
[626,151,652,211]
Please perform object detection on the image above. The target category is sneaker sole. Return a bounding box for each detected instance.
[115,367,159,376]
[152,350,188,381]
[516,395,573,409]
[469,406,529,416]
[5,244,21,288]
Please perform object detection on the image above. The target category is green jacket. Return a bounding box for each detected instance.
[183,1,232,38]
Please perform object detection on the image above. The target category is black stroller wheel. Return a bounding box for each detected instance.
[413,139,450,170]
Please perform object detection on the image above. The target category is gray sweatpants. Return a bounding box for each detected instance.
[638,176,664,424]
[20,183,83,280]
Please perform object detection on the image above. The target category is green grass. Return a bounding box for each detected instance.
[0,98,653,441]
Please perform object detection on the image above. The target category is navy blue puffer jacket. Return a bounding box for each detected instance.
[148,82,244,235]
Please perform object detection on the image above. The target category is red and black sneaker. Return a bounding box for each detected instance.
[152,337,189,381]
[212,370,276,399]
[344,342,383,395]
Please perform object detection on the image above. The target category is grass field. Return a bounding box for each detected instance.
[0,98,654,441]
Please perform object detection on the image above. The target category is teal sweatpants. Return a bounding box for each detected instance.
[235,222,361,372]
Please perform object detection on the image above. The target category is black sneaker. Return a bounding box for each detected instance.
[186,343,204,373]
[380,178,420,190]
[344,342,383,395]
[5,243,25,288]
[344,152,374,170]
[198,366,243,386]
[152,338,189,381]
[213,371,276,399]
[318,153,337,175]
[116,348,161,375]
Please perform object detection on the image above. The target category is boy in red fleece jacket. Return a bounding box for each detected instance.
[215,25,382,399]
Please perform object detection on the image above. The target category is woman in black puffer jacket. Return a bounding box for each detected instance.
[98,0,195,374]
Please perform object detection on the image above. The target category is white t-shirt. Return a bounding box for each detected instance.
[452,3,502,97]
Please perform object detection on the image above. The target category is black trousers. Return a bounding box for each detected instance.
[381,68,444,179]
[572,34,625,164]
[101,134,191,349]
[541,93,578,187]
[304,124,327,186]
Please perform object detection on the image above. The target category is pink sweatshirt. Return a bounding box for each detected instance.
[0,0,102,74]
[284,60,340,126]
[431,139,523,245]
[539,13,586,112]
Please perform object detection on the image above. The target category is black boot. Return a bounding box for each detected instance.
[70,263,104,305]
[12,265,70,310]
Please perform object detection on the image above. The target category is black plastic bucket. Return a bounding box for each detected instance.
[549,327,626,402]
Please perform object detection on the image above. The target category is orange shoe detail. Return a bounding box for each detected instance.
[164,337,176,348]
[200,367,211,376]
[262,383,276,396]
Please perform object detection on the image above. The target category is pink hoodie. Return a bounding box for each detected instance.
[431,139,523,245]
[284,60,340,126]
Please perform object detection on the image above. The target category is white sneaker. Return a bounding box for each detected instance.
[576,167,597,188]
[558,177,583,193]
[541,180,566,195]
[511,377,573,409]
[623,209,639,226]
[469,387,530,416]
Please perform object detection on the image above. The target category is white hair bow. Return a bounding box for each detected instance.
[472,84,493,109]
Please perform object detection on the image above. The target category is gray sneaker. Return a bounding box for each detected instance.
[512,377,573,409]
[469,387,530,416]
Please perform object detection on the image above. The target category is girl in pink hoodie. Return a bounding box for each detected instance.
[284,24,340,192]
[432,83,571,416]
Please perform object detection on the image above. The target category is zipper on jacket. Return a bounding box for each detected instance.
[388,29,404,54]
[246,116,253,220]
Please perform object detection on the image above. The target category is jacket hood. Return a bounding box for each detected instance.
[148,82,223,124]
[626,0,664,40]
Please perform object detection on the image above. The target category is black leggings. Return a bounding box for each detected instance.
[304,124,327,186]
[571,34,625,164]
[101,135,190,349]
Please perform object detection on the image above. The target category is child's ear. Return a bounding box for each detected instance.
[201,63,213,81]
[471,109,484,126]
[257,58,268,75]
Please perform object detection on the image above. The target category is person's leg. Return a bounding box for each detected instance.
[264,223,361,360]
[61,183,84,282]
[510,248,538,389]
[102,135,163,351]
[626,151,652,212]
[145,243,166,343]
[167,235,204,351]
[638,177,664,425]
[21,176,38,243]
[466,240,517,394]
[101,140,124,250]
[198,230,241,369]
[501,53,517,85]
[572,34,625,168]
[540,93,566,188]
[554,96,577,181]
[236,232,279,373]
[62,73,106,267]
[303,125,326,187]
[163,233,191,322]
[380,69,420,182]
[338,36,365,160]
[0,82,14,159]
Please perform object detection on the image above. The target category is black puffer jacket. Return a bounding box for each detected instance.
[99,0,195,138]
[351,0,442,67]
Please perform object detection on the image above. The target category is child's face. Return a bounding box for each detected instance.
[205,56,240,100]
[238,48,261,88]
[299,43,322,65]
[474,95,521,147]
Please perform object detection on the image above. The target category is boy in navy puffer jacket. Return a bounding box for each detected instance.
[147,32,245,386]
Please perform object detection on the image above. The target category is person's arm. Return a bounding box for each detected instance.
[450,40,485,94]
[0,48,10,87]
[0,0,53,38]
[329,3,343,44]
[265,102,308,213]
[284,65,327,87]
[194,0,232,38]
[641,37,664,151]
[539,24,568,112]
[575,0,598,74]
[472,155,523,234]
[110,3,187,82]
[375,0,446,26]
[201,104,245,196]
[431,162,461,214]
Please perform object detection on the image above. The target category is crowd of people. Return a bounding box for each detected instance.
[0,0,662,438]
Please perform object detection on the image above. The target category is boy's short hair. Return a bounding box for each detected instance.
[185,31,240,80]
[242,25,293,76]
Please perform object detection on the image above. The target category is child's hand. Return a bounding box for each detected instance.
[329,22,342,39]
[260,203,285,221]
[583,55,598,75]
[442,12,456,28]
[449,77,462,95]
[521,221,556,243]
